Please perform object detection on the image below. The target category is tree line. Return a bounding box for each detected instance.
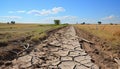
[7,21,15,24]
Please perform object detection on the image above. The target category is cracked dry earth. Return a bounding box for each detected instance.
[2,26,99,69]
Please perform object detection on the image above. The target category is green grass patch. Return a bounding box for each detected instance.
[0,24,67,43]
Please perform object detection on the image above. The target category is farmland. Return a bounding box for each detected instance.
[0,24,120,69]
[75,24,120,47]
[74,24,120,69]
[0,23,67,61]
[0,23,66,43]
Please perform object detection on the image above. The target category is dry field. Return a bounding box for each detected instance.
[75,24,120,47]
[0,23,66,61]
[74,24,120,69]
[0,23,66,43]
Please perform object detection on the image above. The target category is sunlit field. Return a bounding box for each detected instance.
[0,23,66,43]
[75,24,120,46]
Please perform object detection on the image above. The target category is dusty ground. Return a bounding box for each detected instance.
[75,26,119,69]
[0,26,119,69]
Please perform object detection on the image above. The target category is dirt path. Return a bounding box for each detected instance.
[1,26,99,69]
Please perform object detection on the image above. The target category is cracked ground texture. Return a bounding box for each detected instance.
[2,26,99,69]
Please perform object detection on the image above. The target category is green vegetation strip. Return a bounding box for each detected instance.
[0,24,67,43]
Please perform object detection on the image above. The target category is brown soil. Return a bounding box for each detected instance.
[0,26,67,62]
[75,26,119,69]
[0,25,119,69]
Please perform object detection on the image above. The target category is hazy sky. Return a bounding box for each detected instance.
[0,0,120,24]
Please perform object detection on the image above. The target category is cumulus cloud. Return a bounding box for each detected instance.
[27,7,65,16]
[17,10,26,13]
[100,15,120,23]
[101,15,116,20]
[52,7,65,14]
[8,7,65,16]
[0,16,22,19]
[8,10,26,13]
[49,16,77,20]
[27,9,51,16]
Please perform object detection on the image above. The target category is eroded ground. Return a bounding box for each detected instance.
[0,26,100,69]
[1,26,119,69]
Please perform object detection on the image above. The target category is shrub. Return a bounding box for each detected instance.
[11,21,15,24]
[98,21,102,25]
[110,23,113,25]
[54,20,60,25]
[81,22,85,25]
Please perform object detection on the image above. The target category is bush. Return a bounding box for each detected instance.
[11,21,15,24]
[81,22,85,25]
[110,23,113,25]
[98,21,102,25]
[54,20,60,25]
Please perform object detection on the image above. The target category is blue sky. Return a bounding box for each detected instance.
[0,0,120,24]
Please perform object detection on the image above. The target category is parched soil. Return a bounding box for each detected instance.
[75,26,119,69]
[0,26,119,69]
[0,26,66,62]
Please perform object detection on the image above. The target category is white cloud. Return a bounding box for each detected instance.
[27,9,51,16]
[27,7,65,16]
[40,16,78,23]
[102,15,116,20]
[17,10,26,13]
[40,16,98,24]
[100,15,120,23]
[40,9,51,15]
[0,16,22,19]
[51,16,77,20]
[8,10,26,13]
[27,10,40,14]
[52,7,65,14]
[8,7,65,16]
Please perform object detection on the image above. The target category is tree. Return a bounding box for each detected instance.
[54,20,60,25]
[98,21,102,25]
[81,22,85,25]
[11,21,15,24]
[110,23,113,25]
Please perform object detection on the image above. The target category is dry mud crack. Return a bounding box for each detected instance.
[1,26,100,69]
